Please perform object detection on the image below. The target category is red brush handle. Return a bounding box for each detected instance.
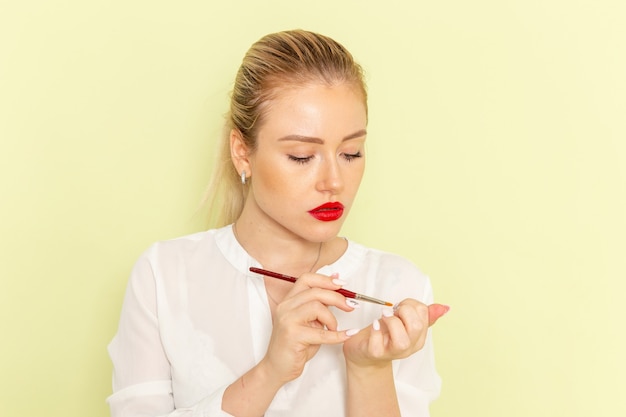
[249,267,358,298]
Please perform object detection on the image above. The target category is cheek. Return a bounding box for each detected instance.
[345,162,366,189]
[253,157,299,195]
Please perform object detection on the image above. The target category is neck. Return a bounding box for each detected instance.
[232,219,325,275]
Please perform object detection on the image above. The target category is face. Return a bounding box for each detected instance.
[243,82,367,243]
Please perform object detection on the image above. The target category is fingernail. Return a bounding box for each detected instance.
[332,278,347,286]
[346,299,361,309]
[345,328,360,337]
[382,307,394,318]
[372,319,380,331]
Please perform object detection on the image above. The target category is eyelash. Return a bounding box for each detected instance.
[287,152,362,165]
[343,151,362,162]
[288,155,314,164]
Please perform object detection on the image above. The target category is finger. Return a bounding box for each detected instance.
[282,287,354,313]
[299,325,352,345]
[367,319,385,357]
[303,301,339,331]
[394,300,450,327]
[289,272,360,312]
[276,298,339,332]
[291,271,345,292]
[427,303,450,326]
[393,303,428,336]
[380,310,414,352]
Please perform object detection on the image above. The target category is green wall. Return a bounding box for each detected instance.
[1,1,624,416]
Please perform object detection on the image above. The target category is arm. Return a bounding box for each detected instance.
[107,253,233,416]
[221,272,358,416]
[346,357,401,417]
[220,359,283,416]
[108,256,358,417]
[343,302,449,417]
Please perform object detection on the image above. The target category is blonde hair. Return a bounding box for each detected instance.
[204,29,368,227]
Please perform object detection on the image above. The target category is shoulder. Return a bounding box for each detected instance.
[126,229,223,283]
[141,229,219,261]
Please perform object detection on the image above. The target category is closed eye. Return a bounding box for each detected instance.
[288,155,314,164]
[343,151,362,162]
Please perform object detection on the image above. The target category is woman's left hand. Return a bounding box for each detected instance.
[342,299,449,368]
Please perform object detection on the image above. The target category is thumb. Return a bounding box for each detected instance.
[428,303,450,326]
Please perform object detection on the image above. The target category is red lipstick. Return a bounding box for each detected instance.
[308,202,345,222]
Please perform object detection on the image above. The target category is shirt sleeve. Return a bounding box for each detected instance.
[106,248,234,417]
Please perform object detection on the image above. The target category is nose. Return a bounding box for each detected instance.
[316,157,344,195]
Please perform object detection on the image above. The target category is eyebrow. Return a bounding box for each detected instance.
[277,129,367,144]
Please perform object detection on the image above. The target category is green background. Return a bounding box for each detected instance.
[2,1,625,416]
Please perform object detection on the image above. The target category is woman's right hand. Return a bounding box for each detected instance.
[259,272,358,385]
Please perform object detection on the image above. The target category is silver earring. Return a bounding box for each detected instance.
[241,171,246,185]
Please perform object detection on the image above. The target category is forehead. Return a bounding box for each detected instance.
[258,83,367,139]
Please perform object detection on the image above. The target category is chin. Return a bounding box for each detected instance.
[308,221,345,242]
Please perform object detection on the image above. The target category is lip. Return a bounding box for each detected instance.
[308,202,345,222]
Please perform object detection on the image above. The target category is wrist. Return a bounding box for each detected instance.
[345,358,393,379]
[222,360,285,416]
[344,359,399,416]
[257,357,291,389]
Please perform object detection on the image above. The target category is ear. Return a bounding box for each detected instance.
[229,129,251,178]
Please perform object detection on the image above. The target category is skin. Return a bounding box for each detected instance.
[222,81,449,417]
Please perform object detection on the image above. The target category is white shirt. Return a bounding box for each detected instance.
[107,225,441,416]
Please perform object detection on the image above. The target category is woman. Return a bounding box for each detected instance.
[107,29,449,417]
